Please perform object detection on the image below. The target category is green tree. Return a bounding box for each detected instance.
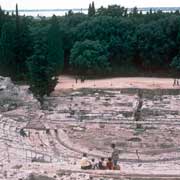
[0,4,33,79]
[60,13,87,69]
[67,10,74,16]
[2,2,180,81]
[0,21,16,76]
[13,16,32,78]
[0,6,5,33]
[135,18,178,71]
[47,15,64,75]
[171,56,180,71]
[70,40,110,75]
[96,5,126,17]
[88,3,92,17]
[27,16,64,103]
[74,16,135,69]
[129,6,138,17]
[15,4,20,33]
[88,2,95,17]
[27,26,54,103]
[91,2,96,16]
[170,55,180,78]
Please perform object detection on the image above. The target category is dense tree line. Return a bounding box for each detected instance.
[1,3,180,99]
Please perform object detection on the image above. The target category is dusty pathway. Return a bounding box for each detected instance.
[55,76,179,92]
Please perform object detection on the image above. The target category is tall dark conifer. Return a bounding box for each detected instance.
[0,5,5,33]
[0,21,16,76]
[91,2,96,16]
[88,3,92,16]
[15,3,20,33]
[27,15,64,103]
[47,15,64,75]
[14,3,21,75]
[88,2,96,17]
[13,3,32,79]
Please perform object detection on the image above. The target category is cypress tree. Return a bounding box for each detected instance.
[149,8,153,15]
[13,4,32,79]
[14,3,21,75]
[91,2,96,16]
[15,3,20,33]
[88,2,95,17]
[88,3,92,16]
[47,15,64,75]
[0,5,5,33]
[0,22,16,76]
[27,27,50,103]
[27,15,64,104]
[132,6,138,16]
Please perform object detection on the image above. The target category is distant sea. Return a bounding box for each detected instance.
[5,7,180,17]
[5,9,88,17]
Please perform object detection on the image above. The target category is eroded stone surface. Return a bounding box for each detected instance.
[1,77,180,179]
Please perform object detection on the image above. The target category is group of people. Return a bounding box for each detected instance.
[80,143,120,170]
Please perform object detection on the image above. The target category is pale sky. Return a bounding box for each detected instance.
[1,0,180,10]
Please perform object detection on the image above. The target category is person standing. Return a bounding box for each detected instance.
[111,143,120,167]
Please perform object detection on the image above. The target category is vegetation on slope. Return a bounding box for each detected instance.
[0,3,180,99]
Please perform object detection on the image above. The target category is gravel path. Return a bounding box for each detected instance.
[55,76,180,92]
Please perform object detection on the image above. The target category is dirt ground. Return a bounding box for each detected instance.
[55,75,180,92]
